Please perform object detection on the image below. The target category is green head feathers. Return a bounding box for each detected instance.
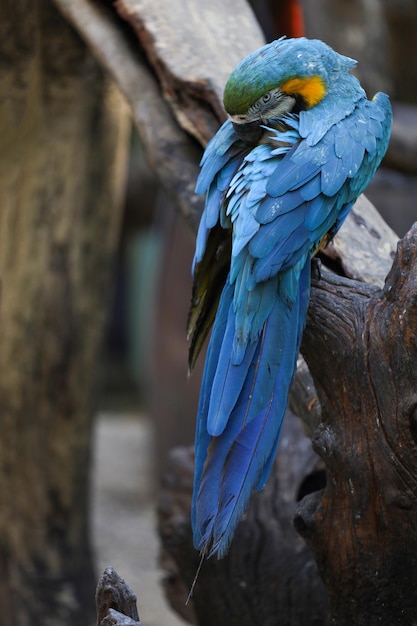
[223,37,357,116]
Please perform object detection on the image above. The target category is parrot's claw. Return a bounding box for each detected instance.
[311,256,322,281]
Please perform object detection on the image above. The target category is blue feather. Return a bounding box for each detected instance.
[204,184,223,229]
[233,272,279,355]
[252,225,307,284]
[249,206,307,259]
[304,195,336,231]
[321,155,348,195]
[207,295,257,435]
[256,259,311,491]
[230,200,260,256]
[194,259,309,557]
[345,142,365,179]
[256,189,304,224]
[266,153,321,197]
[300,174,321,201]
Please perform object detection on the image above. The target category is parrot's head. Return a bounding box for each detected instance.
[223,37,358,144]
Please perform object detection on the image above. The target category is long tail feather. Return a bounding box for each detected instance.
[192,258,311,557]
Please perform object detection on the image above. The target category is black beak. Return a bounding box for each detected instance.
[232,120,263,145]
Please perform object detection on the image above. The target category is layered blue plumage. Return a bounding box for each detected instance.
[190,37,392,558]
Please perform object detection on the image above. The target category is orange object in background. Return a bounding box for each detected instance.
[251,0,304,42]
[279,0,305,37]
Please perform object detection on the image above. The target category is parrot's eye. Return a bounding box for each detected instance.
[242,88,294,124]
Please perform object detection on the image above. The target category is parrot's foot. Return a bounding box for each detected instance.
[311,256,322,281]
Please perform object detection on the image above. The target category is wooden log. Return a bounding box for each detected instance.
[53,0,205,231]
[96,567,143,626]
[295,224,417,624]
[155,194,403,625]
[113,0,264,144]
[289,194,397,437]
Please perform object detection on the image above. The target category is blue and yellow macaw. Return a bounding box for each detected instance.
[187,37,392,559]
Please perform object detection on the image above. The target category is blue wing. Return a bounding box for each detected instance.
[190,93,392,557]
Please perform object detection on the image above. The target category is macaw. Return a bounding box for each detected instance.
[187,37,392,559]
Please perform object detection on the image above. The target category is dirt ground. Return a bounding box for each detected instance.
[91,413,187,626]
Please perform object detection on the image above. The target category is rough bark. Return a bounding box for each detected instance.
[296,225,417,625]
[289,193,397,437]
[0,1,130,624]
[53,0,205,232]
[113,0,264,144]
[96,567,142,626]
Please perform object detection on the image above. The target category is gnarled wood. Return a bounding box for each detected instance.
[296,225,417,625]
[96,567,142,626]
[51,0,204,232]
[290,193,397,437]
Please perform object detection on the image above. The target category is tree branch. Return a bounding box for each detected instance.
[295,224,417,625]
[96,567,142,626]
[289,193,397,435]
[113,0,264,144]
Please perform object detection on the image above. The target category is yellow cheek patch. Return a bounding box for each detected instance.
[281,75,326,108]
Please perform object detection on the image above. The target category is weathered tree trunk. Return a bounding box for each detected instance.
[0,1,130,623]
[296,226,417,625]
[96,567,143,626]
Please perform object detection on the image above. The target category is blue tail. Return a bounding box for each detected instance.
[192,257,311,557]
